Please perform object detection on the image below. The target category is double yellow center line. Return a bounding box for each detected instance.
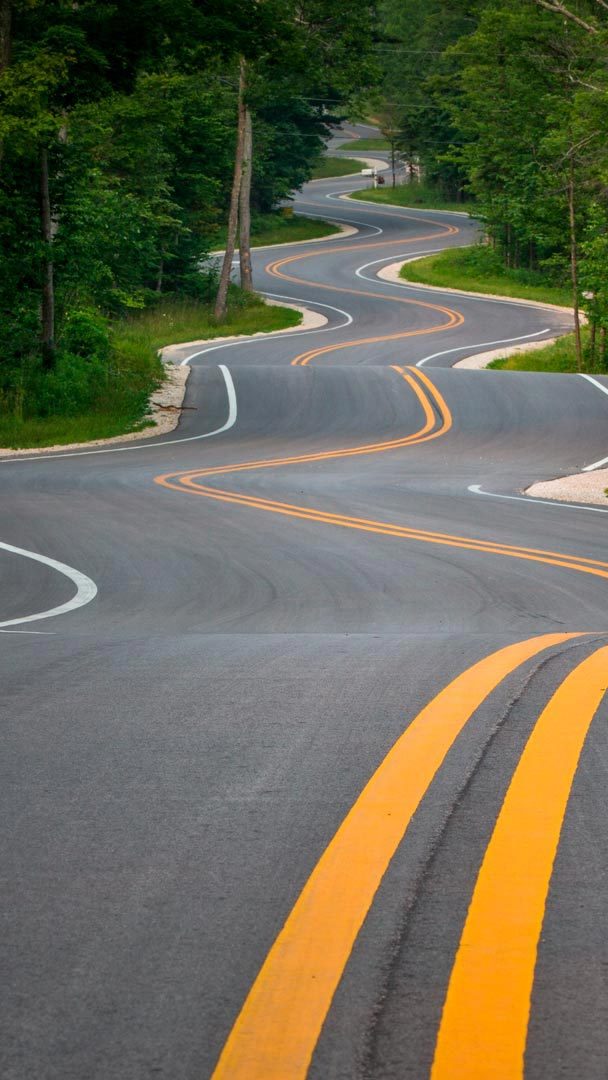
[263,217,465,367]
[210,632,605,1080]
[154,366,608,1078]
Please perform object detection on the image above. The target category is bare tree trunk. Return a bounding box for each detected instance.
[214,58,247,320]
[600,327,607,371]
[0,0,12,172]
[239,103,253,292]
[568,157,583,373]
[40,146,55,368]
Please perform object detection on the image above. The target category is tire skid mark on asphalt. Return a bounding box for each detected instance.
[432,642,608,1080]
[208,632,588,1080]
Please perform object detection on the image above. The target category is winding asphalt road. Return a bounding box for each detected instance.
[2,131,608,1080]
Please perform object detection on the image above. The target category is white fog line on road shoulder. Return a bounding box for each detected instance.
[355,250,444,284]
[0,541,98,628]
[180,298,353,367]
[416,329,553,368]
[0,365,237,463]
[582,455,608,472]
[580,375,608,471]
[468,483,608,515]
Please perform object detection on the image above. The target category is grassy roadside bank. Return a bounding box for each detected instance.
[215,210,337,249]
[312,157,363,179]
[398,245,597,374]
[0,294,301,450]
[488,331,590,374]
[337,138,389,152]
[399,246,573,307]
[350,182,473,214]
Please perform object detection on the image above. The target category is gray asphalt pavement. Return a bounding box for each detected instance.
[2,127,608,1079]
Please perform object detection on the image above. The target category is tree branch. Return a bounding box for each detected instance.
[534,0,598,34]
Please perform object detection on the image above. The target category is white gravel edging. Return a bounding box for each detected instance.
[380,257,582,319]
[526,469,608,507]
[309,156,390,183]
[454,339,559,370]
[210,220,357,253]
[160,301,326,363]
[0,364,190,458]
[377,258,578,316]
[342,195,471,217]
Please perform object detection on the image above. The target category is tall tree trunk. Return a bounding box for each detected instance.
[40,146,55,368]
[600,327,607,372]
[214,58,247,320]
[239,102,253,292]
[0,0,12,172]
[568,157,583,373]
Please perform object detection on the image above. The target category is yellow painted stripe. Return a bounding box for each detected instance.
[159,368,440,481]
[210,633,584,1080]
[155,477,608,582]
[431,642,608,1080]
[156,367,449,484]
[262,221,464,367]
[291,307,464,365]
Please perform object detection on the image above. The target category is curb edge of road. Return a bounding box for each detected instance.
[160,300,328,362]
[377,257,581,318]
[340,192,473,217]
[209,219,358,255]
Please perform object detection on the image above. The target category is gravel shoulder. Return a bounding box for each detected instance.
[526,470,608,507]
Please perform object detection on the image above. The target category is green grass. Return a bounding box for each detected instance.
[489,329,595,374]
[117,293,301,352]
[311,157,363,179]
[215,211,337,250]
[399,245,574,307]
[350,181,473,214]
[0,412,158,449]
[0,294,301,450]
[337,137,390,152]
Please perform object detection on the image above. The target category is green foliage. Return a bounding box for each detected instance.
[489,329,600,374]
[399,245,573,307]
[0,293,300,448]
[0,0,380,444]
[337,138,390,151]
[312,157,363,179]
[351,181,472,213]
[215,212,338,249]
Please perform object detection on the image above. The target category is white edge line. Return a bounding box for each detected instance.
[179,298,353,366]
[0,364,238,464]
[293,210,383,237]
[468,483,608,515]
[415,329,553,368]
[579,374,608,471]
[0,540,98,628]
[582,455,608,473]
[329,190,473,218]
[355,250,444,282]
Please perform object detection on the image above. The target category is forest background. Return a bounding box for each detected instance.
[0,0,607,445]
